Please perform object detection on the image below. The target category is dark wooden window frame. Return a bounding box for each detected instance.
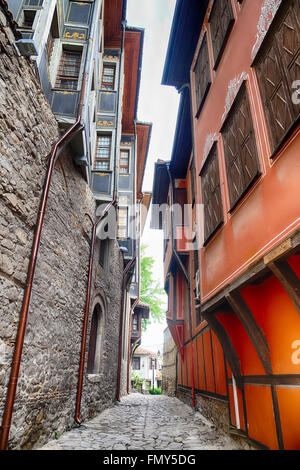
[253,0,300,158]
[117,206,128,239]
[94,133,112,171]
[119,148,130,174]
[193,33,212,118]
[221,81,261,212]
[55,48,82,90]
[209,0,235,70]
[101,63,116,90]
[22,10,36,29]
[200,141,224,245]
[133,356,141,370]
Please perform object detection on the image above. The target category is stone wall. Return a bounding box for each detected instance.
[162,327,177,396]
[0,5,124,449]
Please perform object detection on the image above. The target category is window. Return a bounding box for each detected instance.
[194,33,211,117]
[99,238,109,269]
[209,0,234,70]
[221,82,260,210]
[149,358,157,370]
[117,207,128,239]
[101,64,116,90]
[133,357,140,370]
[190,159,197,207]
[46,10,58,67]
[87,305,104,374]
[22,10,36,28]
[254,0,300,154]
[200,142,223,243]
[132,314,138,332]
[94,134,111,171]
[119,149,130,174]
[55,49,82,90]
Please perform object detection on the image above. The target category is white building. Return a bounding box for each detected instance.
[132,347,162,390]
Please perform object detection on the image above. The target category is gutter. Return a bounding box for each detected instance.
[0,116,83,450]
[74,197,117,425]
[166,163,195,408]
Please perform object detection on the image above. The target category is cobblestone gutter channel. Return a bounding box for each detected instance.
[38,394,254,451]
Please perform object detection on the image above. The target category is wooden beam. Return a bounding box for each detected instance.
[268,259,300,314]
[202,311,243,390]
[226,291,272,375]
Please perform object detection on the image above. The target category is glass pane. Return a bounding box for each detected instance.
[95,160,109,170]
[59,79,78,90]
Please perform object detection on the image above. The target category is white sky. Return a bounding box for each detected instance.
[126,0,179,352]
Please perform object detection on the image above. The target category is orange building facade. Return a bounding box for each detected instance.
[152,0,300,450]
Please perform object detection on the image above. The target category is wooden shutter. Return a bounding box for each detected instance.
[194,33,211,117]
[209,0,234,69]
[255,0,300,153]
[222,82,260,210]
[201,143,223,243]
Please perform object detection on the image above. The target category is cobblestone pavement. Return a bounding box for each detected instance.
[38,393,250,451]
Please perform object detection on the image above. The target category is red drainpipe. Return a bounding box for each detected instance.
[116,255,136,402]
[74,197,117,425]
[0,117,83,450]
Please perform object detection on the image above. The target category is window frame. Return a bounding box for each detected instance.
[55,47,82,91]
[133,356,141,370]
[117,206,128,239]
[119,148,130,174]
[94,133,112,171]
[87,304,104,375]
[100,63,116,91]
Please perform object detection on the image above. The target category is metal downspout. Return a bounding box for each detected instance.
[167,164,195,408]
[74,197,117,425]
[0,116,83,450]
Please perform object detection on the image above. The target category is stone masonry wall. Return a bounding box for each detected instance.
[0,6,124,449]
[162,327,177,396]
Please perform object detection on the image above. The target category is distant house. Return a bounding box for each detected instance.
[132,347,162,390]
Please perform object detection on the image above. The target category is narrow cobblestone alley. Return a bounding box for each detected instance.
[38,393,251,451]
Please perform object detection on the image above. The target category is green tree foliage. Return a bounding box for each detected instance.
[140,244,166,331]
